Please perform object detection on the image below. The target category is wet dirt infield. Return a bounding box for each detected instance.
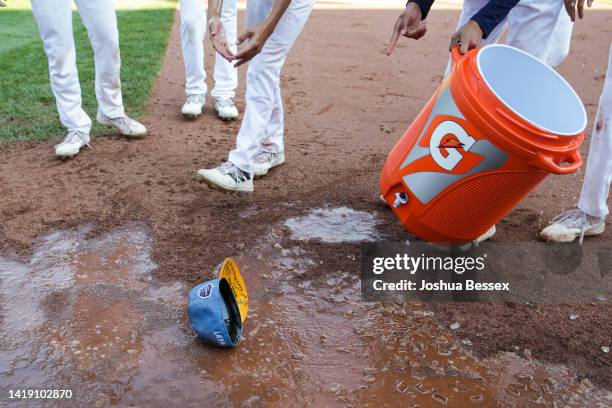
[0,4,611,407]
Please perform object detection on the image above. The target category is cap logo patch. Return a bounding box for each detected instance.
[198,282,214,299]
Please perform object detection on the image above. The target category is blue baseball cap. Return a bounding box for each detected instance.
[188,278,243,348]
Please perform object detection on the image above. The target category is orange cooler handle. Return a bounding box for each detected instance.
[534,151,582,175]
[450,46,464,71]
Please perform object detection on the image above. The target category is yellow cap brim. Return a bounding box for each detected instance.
[218,257,248,323]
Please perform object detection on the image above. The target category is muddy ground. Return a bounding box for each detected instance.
[0,5,611,404]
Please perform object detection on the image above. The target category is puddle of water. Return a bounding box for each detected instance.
[0,223,193,406]
[284,207,380,243]
[227,240,611,408]
[0,223,610,407]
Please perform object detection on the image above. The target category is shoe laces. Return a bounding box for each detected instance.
[551,208,587,244]
[114,116,137,129]
[254,151,275,164]
[217,98,235,109]
[217,161,251,183]
[187,94,205,105]
[63,130,91,148]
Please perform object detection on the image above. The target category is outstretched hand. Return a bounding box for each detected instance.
[564,0,593,22]
[449,20,484,54]
[233,23,269,67]
[209,16,234,62]
[0,1,7,7]
[387,2,427,56]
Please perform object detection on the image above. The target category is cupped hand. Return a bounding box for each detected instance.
[209,16,234,61]
[233,23,269,67]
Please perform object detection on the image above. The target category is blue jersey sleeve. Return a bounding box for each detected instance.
[471,0,520,38]
[409,0,435,20]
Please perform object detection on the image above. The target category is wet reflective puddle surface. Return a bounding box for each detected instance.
[0,213,610,407]
[284,207,380,243]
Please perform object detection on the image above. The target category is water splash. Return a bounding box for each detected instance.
[284,207,380,243]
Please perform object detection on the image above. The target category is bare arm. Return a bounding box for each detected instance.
[0,1,7,7]
[207,0,234,61]
[233,0,293,67]
[207,0,223,21]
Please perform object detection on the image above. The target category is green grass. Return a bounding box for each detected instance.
[0,0,177,143]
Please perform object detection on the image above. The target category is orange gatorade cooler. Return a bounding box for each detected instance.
[380,45,587,243]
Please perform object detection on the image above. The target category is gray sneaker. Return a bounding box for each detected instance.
[197,161,254,192]
[253,151,285,177]
[541,208,605,244]
[97,113,147,137]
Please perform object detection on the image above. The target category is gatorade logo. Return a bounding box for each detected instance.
[438,135,464,149]
[429,120,476,171]
[198,282,214,299]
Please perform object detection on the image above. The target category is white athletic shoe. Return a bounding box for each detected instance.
[451,225,496,251]
[182,94,205,119]
[197,161,254,192]
[97,113,147,137]
[55,130,91,159]
[215,98,239,121]
[541,208,605,244]
[476,225,496,243]
[253,151,285,177]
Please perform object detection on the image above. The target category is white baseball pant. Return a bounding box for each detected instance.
[445,0,573,75]
[228,0,314,174]
[179,0,238,99]
[31,0,125,134]
[578,43,612,218]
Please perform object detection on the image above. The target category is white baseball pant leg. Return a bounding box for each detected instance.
[228,0,314,174]
[179,0,238,99]
[542,8,573,67]
[578,44,612,219]
[505,0,572,67]
[31,0,125,133]
[445,0,572,75]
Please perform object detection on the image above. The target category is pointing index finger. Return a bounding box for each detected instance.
[387,29,401,56]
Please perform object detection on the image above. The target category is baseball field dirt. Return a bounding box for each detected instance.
[0,4,610,407]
